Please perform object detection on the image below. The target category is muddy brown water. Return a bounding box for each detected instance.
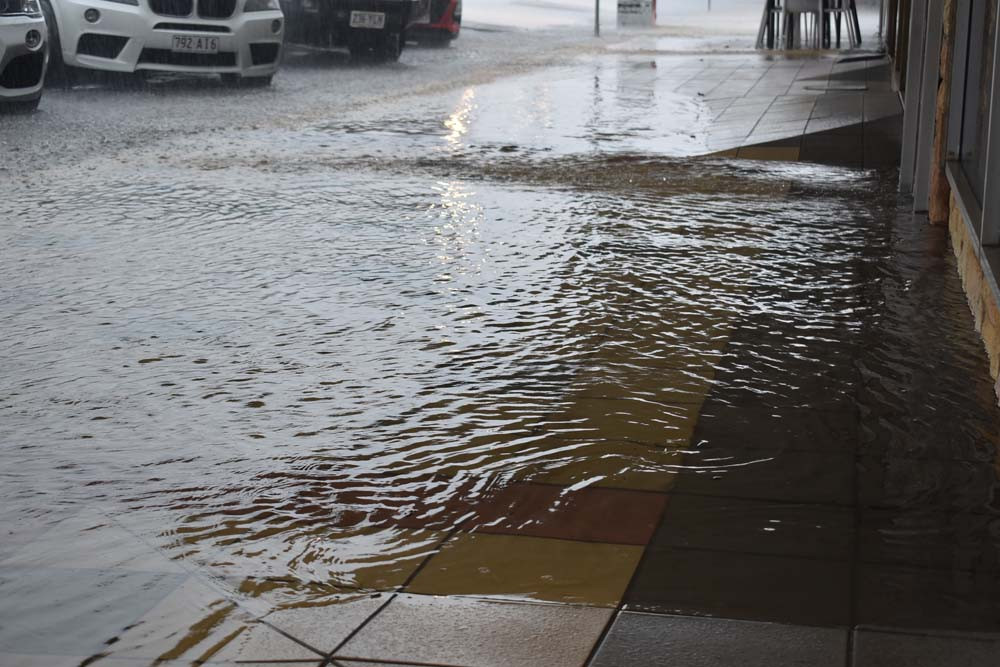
[2,56,1000,653]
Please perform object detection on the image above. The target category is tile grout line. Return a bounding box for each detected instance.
[319,592,399,667]
[845,222,870,667]
[323,525,465,665]
[580,329,743,666]
[580,494,674,667]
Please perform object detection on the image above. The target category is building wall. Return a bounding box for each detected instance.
[948,194,1000,389]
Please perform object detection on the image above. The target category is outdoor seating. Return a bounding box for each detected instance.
[756,0,861,50]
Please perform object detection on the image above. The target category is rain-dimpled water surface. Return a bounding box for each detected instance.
[2,54,999,638]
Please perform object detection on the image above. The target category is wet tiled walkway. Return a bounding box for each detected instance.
[2,47,998,667]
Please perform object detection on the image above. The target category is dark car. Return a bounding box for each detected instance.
[281,0,430,61]
[409,0,459,45]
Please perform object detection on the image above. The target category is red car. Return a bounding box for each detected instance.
[411,0,460,44]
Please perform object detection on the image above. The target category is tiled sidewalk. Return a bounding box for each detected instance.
[688,54,902,165]
[0,52,994,667]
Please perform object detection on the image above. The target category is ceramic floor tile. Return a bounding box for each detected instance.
[856,564,1000,632]
[531,440,683,492]
[210,620,324,662]
[0,511,185,573]
[464,481,668,545]
[857,455,999,513]
[0,567,187,657]
[737,146,801,161]
[573,370,716,405]
[858,508,1000,573]
[626,547,851,627]
[853,629,1000,667]
[671,448,855,506]
[706,148,740,158]
[98,575,258,662]
[0,654,94,667]
[591,612,848,667]
[652,494,853,560]
[805,116,864,135]
[257,594,388,655]
[337,593,612,667]
[544,397,700,444]
[692,403,857,454]
[406,532,643,607]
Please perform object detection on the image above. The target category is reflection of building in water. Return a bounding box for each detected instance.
[896,0,1000,395]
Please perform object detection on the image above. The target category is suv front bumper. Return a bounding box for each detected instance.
[57,0,282,76]
[0,14,48,101]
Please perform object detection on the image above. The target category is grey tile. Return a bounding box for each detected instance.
[0,567,186,656]
[853,629,1000,667]
[592,612,848,667]
[858,455,1000,513]
[858,508,1000,572]
[0,510,184,574]
[337,593,612,667]
[259,595,390,654]
[805,116,864,135]
[652,494,853,561]
[857,564,1000,632]
[672,449,854,506]
[753,118,810,135]
[625,547,851,627]
[211,621,325,662]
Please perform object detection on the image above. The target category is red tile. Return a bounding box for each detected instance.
[464,482,669,545]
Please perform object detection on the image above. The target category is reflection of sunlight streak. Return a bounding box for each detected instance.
[444,88,477,148]
[431,180,483,270]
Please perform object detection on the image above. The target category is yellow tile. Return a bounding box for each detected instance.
[333,528,449,591]
[737,146,801,161]
[530,440,685,492]
[406,533,643,607]
[543,399,700,445]
[187,526,446,593]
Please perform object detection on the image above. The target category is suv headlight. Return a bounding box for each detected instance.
[245,0,279,10]
[0,0,43,16]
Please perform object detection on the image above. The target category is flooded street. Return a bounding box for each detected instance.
[3,5,1000,666]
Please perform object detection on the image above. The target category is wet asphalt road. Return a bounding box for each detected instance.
[0,26,603,174]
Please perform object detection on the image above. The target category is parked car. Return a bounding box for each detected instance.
[409,0,457,45]
[39,0,284,86]
[0,0,48,110]
[281,0,429,61]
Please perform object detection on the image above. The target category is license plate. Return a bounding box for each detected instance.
[171,35,219,54]
[349,10,385,29]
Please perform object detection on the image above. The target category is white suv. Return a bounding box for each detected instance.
[41,0,282,86]
[0,0,48,110]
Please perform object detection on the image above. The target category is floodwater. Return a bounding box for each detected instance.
[2,43,1000,663]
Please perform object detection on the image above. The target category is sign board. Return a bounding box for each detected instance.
[618,0,655,26]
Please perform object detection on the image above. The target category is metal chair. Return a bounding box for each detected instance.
[783,0,823,49]
[756,0,784,49]
[820,0,861,48]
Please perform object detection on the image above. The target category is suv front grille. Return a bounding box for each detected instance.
[138,48,236,67]
[148,0,193,16]
[154,22,230,32]
[197,0,236,18]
